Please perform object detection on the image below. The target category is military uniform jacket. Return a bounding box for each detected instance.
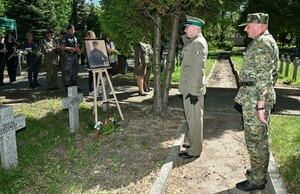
[88,49,108,67]
[41,37,59,65]
[61,34,78,53]
[235,30,279,110]
[179,33,208,96]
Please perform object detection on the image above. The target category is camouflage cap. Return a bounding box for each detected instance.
[185,15,205,27]
[238,13,269,27]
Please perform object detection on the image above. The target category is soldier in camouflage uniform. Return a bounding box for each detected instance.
[235,13,279,192]
[178,15,208,159]
[60,25,81,90]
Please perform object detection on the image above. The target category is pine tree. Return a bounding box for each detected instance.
[5,0,72,41]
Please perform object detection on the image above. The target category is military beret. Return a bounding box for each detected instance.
[46,29,55,34]
[185,15,205,27]
[239,12,269,27]
[67,24,75,30]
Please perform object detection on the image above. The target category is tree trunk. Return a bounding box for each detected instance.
[162,11,180,108]
[152,13,163,114]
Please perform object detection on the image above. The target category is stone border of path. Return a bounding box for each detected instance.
[149,122,187,194]
[149,55,288,194]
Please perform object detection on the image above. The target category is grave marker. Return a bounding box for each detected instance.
[0,105,26,169]
[62,86,83,133]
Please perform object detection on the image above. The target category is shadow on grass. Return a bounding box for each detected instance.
[0,100,184,193]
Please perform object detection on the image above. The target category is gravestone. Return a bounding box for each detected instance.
[0,105,26,169]
[62,86,83,133]
[292,57,299,82]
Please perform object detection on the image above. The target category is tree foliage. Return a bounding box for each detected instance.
[85,5,102,38]
[99,0,153,56]
[70,0,86,31]
[4,0,73,41]
[239,0,300,42]
[0,0,6,16]
[3,0,97,42]
[5,0,49,40]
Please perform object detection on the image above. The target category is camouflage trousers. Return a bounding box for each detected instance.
[64,53,79,87]
[242,105,270,185]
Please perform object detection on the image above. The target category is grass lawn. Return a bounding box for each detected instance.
[0,99,103,193]
[171,56,217,83]
[0,99,183,193]
[270,115,300,193]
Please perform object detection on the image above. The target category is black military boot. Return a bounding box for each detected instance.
[236,180,266,192]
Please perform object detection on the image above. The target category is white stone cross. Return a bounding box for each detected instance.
[0,105,26,169]
[62,86,83,133]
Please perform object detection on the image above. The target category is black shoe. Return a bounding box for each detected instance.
[30,84,36,88]
[138,92,147,96]
[236,180,265,192]
[145,88,153,92]
[34,83,41,87]
[179,152,199,159]
[246,169,252,176]
[182,144,190,149]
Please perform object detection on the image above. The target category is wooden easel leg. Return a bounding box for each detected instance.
[99,72,109,111]
[93,70,101,124]
[104,69,124,120]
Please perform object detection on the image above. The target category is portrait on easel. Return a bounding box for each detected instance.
[84,39,109,68]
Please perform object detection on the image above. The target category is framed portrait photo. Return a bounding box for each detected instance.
[84,39,110,69]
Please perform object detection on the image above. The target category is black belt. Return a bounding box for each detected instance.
[239,81,256,86]
[65,51,77,54]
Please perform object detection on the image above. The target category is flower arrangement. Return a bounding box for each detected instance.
[94,115,123,135]
[108,49,120,57]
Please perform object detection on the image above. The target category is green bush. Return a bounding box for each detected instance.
[208,40,234,51]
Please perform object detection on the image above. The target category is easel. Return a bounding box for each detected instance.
[89,67,124,124]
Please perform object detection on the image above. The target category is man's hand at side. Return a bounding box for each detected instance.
[185,93,198,105]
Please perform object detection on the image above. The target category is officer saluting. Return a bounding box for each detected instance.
[178,15,208,159]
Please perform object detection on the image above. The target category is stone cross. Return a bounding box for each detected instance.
[292,57,299,82]
[279,54,285,74]
[0,105,26,169]
[62,86,83,133]
[285,55,291,77]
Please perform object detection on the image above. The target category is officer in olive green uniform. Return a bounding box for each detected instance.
[235,13,279,192]
[178,15,208,159]
[41,29,59,90]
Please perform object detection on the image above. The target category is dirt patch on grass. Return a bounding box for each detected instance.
[43,105,185,193]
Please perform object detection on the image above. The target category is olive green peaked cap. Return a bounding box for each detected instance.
[239,12,269,27]
[185,15,205,27]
